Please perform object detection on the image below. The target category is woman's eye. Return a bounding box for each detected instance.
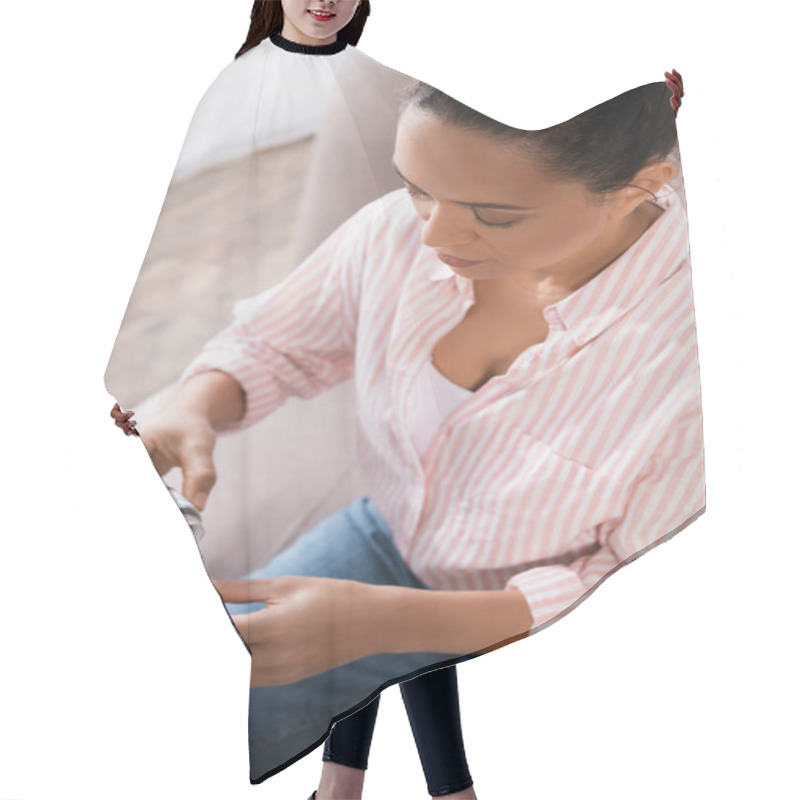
[405,185,431,201]
[404,184,522,228]
[472,208,522,228]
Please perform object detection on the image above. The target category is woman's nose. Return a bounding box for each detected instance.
[419,203,475,250]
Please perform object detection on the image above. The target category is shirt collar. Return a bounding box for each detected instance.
[426,185,689,347]
[269,33,348,56]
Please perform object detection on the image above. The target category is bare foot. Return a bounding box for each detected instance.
[315,761,366,800]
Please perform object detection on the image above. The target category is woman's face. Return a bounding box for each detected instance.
[280,0,361,46]
[393,105,658,293]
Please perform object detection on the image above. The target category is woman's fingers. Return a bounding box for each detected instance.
[137,428,172,476]
[248,664,305,687]
[211,578,372,686]
[213,578,265,604]
[228,612,249,641]
[132,416,218,507]
[180,438,217,510]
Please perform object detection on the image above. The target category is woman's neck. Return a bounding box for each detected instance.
[566,203,663,290]
[479,202,664,309]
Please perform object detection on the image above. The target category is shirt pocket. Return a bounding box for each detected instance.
[457,433,619,559]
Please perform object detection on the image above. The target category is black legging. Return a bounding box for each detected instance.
[323,665,473,797]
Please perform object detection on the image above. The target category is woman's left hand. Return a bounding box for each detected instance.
[213,576,382,686]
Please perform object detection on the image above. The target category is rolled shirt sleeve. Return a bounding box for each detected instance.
[505,418,706,629]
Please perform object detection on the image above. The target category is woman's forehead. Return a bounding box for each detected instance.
[394,107,569,205]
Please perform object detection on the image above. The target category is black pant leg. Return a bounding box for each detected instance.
[322,695,381,771]
[400,666,474,797]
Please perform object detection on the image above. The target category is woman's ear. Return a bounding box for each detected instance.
[634,160,677,195]
[610,160,677,216]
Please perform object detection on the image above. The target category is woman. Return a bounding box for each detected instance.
[129,75,704,789]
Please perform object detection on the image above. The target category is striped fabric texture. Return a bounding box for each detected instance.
[181,184,705,631]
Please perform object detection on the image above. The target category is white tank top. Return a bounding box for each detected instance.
[409,359,474,460]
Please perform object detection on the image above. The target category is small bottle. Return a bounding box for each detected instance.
[167,487,205,543]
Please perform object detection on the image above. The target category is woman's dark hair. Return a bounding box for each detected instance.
[404,82,678,195]
[236,1,371,59]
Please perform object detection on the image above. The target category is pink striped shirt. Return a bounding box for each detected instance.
[181,184,705,630]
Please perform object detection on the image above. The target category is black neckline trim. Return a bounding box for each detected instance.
[269,32,348,56]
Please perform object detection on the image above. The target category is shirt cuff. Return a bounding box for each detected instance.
[505,565,588,629]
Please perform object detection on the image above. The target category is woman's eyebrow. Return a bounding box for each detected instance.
[392,163,537,211]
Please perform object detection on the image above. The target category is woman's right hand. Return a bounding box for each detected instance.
[123,370,246,510]
[138,411,218,511]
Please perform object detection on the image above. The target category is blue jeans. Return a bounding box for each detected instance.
[225,496,460,784]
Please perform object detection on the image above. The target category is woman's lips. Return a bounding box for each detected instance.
[308,9,336,21]
[437,252,485,269]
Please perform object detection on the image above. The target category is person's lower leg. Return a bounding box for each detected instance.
[315,696,380,799]
[315,762,367,800]
[400,667,475,798]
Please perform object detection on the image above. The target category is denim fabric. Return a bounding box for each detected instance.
[225,496,459,783]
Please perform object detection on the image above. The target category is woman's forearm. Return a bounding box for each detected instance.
[367,584,534,656]
[166,370,247,430]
